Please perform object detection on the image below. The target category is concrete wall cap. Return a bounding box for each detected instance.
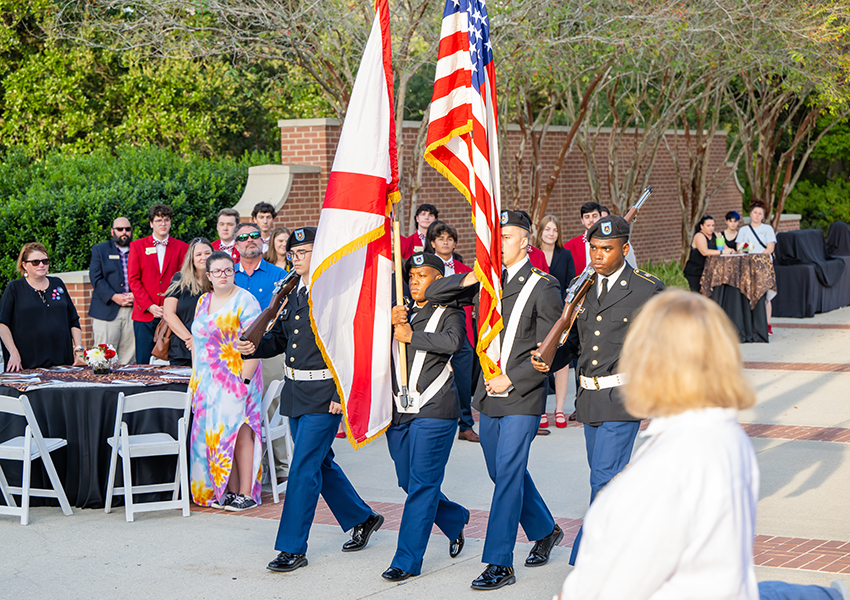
[52,270,90,284]
[278,118,341,128]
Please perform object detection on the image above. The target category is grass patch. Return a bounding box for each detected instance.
[639,260,689,290]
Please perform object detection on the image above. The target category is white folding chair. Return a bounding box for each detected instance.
[104,390,191,522]
[261,379,294,503]
[0,394,73,525]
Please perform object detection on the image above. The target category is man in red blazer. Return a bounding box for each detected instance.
[212,208,241,263]
[564,202,603,273]
[128,203,189,364]
[401,203,439,259]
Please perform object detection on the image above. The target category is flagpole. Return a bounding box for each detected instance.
[392,219,412,408]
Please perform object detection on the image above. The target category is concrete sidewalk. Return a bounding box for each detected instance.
[4,308,850,598]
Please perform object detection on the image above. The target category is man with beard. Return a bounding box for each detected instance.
[233,222,286,309]
[88,216,136,364]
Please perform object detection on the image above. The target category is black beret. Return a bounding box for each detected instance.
[587,216,630,241]
[499,210,531,231]
[405,252,445,279]
[286,227,317,252]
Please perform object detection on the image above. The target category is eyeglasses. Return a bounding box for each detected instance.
[112,227,132,232]
[25,258,50,266]
[208,267,235,278]
[236,231,262,242]
[287,249,312,261]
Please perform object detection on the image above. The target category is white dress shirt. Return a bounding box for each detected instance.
[596,262,628,298]
[154,235,169,272]
[503,256,529,284]
[558,407,760,600]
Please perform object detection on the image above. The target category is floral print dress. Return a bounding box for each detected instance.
[188,287,264,507]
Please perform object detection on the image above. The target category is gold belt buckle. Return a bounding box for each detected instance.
[593,376,600,390]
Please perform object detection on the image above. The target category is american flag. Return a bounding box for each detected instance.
[424,0,503,379]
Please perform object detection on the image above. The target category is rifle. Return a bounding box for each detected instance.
[240,269,300,348]
[533,186,653,368]
[392,221,412,409]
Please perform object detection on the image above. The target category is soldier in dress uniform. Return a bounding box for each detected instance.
[236,226,383,573]
[531,215,665,565]
[381,252,470,582]
[426,210,565,591]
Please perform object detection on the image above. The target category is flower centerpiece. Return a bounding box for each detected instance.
[85,343,117,375]
[740,242,751,254]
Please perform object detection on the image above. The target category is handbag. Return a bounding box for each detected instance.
[151,318,173,361]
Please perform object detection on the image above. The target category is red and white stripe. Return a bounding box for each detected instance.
[424,0,504,379]
[309,0,398,448]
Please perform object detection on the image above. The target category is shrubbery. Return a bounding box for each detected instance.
[0,145,278,289]
[784,179,850,234]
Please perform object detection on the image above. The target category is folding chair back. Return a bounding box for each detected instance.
[104,390,192,522]
[260,379,293,503]
[0,394,73,525]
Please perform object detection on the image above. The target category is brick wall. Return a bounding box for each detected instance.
[277,119,749,265]
[61,272,94,348]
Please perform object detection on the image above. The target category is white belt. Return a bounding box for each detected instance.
[580,373,627,391]
[284,366,333,381]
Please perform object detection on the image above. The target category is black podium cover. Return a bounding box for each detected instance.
[827,222,850,256]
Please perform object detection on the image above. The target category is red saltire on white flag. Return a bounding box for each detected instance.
[308,0,399,449]
[423,0,504,379]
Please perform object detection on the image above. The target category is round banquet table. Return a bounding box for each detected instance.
[0,370,188,510]
[700,253,777,343]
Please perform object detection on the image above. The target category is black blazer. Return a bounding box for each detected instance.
[549,246,576,299]
[251,286,338,418]
[426,261,564,417]
[392,301,465,425]
[88,240,129,321]
[552,267,665,424]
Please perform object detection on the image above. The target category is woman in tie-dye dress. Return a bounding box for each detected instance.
[188,252,264,511]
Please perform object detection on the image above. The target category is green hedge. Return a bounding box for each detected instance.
[784,179,850,233]
[0,145,278,290]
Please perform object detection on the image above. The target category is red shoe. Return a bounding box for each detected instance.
[539,414,549,428]
[555,412,567,428]
[768,325,773,335]
[336,431,346,438]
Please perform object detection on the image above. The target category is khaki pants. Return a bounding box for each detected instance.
[91,307,135,365]
[261,353,289,479]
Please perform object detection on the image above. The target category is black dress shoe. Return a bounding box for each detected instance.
[382,566,415,582]
[524,523,564,567]
[450,529,465,558]
[342,511,384,552]
[471,564,516,590]
[267,551,308,572]
[450,512,469,558]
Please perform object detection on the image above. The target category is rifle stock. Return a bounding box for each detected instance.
[241,269,300,348]
[533,185,653,368]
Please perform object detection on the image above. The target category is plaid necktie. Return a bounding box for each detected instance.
[153,238,169,247]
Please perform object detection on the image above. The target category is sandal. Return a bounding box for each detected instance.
[539,413,550,428]
[555,412,567,428]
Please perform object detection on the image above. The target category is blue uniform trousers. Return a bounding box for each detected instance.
[386,418,468,575]
[479,413,555,567]
[569,420,640,564]
[274,412,371,555]
[759,581,843,599]
[451,339,475,431]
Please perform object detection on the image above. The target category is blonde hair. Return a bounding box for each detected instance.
[534,215,563,249]
[620,290,755,418]
[17,242,48,276]
[165,237,213,297]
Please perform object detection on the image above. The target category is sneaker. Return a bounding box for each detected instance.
[210,491,237,509]
[226,494,258,512]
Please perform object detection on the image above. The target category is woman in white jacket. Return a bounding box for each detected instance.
[555,290,847,600]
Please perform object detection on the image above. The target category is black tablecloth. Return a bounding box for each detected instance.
[827,222,850,256]
[776,229,845,286]
[0,383,187,509]
[774,256,850,318]
[712,285,769,343]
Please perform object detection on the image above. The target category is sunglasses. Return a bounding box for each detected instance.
[236,231,262,242]
[26,258,50,266]
[113,227,132,232]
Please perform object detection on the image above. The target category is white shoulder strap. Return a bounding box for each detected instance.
[393,306,451,413]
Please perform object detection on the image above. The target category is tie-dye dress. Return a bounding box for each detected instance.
[188,287,264,507]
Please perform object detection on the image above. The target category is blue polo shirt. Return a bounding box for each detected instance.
[234,259,286,309]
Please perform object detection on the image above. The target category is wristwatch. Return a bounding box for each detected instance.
[243,378,251,385]
[74,346,85,354]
